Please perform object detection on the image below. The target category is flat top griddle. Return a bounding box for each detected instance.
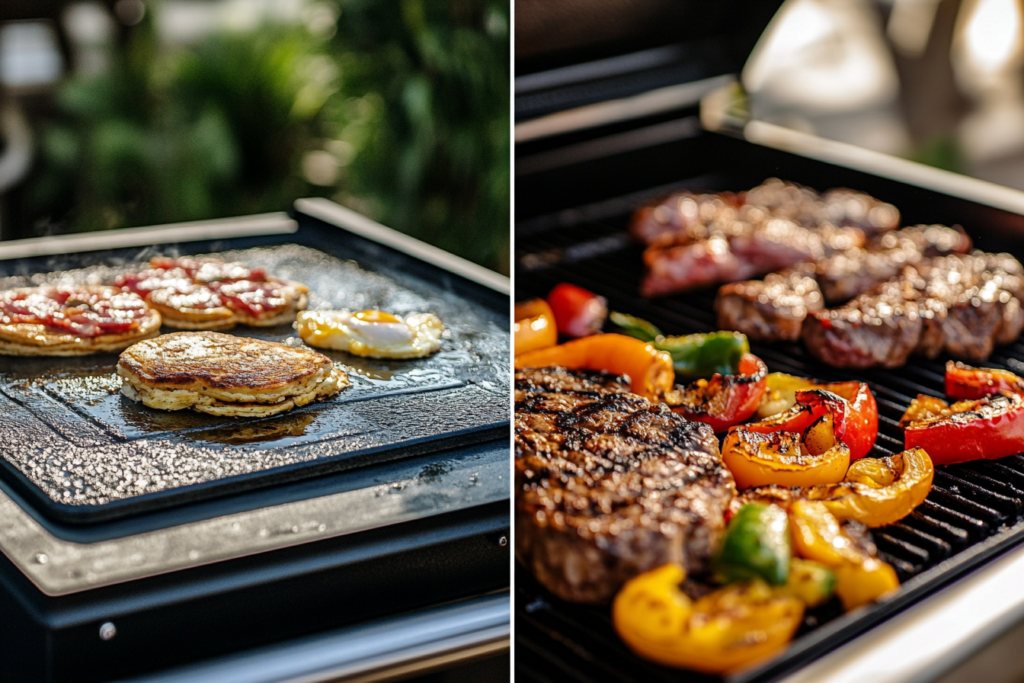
[0,241,509,523]
[514,128,1024,683]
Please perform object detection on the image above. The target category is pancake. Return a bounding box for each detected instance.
[117,331,349,416]
[116,258,309,330]
[0,286,162,356]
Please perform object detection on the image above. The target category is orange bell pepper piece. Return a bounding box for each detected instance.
[514,333,674,401]
[514,299,558,356]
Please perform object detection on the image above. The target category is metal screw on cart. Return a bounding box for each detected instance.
[99,622,116,641]
[499,535,508,547]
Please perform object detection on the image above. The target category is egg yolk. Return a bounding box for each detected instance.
[353,310,401,324]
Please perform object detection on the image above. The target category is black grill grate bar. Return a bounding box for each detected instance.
[934,471,1020,520]
[955,468,1024,503]
[876,552,918,581]
[966,461,1024,492]
[924,489,1003,529]
[992,454,1024,475]
[904,510,972,550]
[882,523,952,562]
[874,532,930,565]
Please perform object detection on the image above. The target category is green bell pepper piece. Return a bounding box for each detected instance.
[714,503,791,586]
[611,312,748,380]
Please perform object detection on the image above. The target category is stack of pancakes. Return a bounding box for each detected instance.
[118,331,349,416]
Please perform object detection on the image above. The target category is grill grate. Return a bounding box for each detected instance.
[514,204,1024,682]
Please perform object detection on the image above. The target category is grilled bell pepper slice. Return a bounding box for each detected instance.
[902,362,1024,465]
[713,503,791,586]
[945,360,1024,400]
[903,391,1024,465]
[788,500,899,611]
[756,373,816,419]
[613,564,804,674]
[784,558,836,608]
[756,376,878,460]
[547,283,607,338]
[513,333,674,401]
[612,312,748,380]
[800,447,934,527]
[669,354,768,432]
[514,299,558,356]
[723,423,851,489]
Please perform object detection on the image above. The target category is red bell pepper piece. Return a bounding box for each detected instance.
[945,361,1024,400]
[670,353,768,432]
[547,283,608,338]
[815,381,878,461]
[903,362,1024,465]
[904,392,1024,465]
[742,388,849,443]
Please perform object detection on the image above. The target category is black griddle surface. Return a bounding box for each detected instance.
[0,244,509,522]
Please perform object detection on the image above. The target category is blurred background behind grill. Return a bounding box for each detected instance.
[516,0,1024,202]
[0,0,510,275]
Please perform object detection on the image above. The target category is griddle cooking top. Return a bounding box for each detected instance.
[0,244,509,520]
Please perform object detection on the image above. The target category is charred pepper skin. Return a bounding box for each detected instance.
[903,362,1024,466]
[670,353,769,432]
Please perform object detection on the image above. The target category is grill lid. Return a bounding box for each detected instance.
[515,0,782,122]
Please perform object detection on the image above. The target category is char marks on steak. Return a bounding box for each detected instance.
[515,366,735,604]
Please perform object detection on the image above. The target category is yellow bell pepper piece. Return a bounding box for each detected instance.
[789,500,899,611]
[612,564,804,674]
[756,373,816,419]
[722,428,851,490]
[806,448,934,528]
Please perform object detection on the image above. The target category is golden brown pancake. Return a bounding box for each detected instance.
[117,331,349,416]
[0,286,162,356]
[116,258,309,330]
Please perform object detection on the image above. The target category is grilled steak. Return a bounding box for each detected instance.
[813,225,972,305]
[634,179,904,297]
[715,268,823,342]
[802,252,1024,367]
[715,225,983,346]
[515,366,735,604]
[802,281,925,369]
[746,179,900,235]
[640,216,858,297]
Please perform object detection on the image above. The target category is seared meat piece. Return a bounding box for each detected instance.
[515,367,735,604]
[746,178,900,235]
[802,252,1024,367]
[802,281,924,369]
[630,191,743,245]
[870,224,971,255]
[815,248,910,304]
[712,225,988,345]
[715,269,823,342]
[640,216,840,297]
[816,225,972,304]
[634,180,902,297]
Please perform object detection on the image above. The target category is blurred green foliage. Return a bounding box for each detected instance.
[22,0,510,274]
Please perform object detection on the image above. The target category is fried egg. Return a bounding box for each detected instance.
[296,309,444,359]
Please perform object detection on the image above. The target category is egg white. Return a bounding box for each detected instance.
[296,310,444,358]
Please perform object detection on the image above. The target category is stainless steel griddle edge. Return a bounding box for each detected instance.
[0,199,511,597]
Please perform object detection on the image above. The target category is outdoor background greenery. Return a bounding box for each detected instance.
[20,0,510,274]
